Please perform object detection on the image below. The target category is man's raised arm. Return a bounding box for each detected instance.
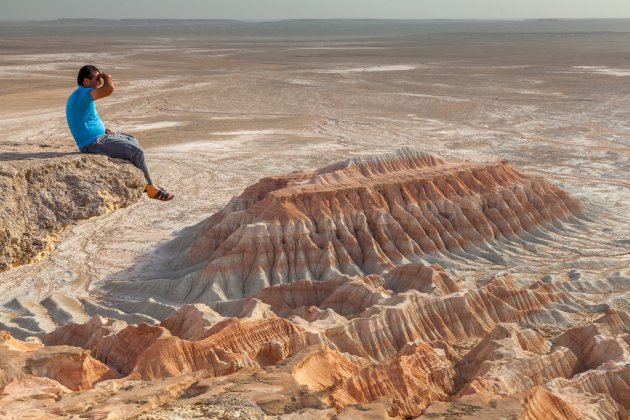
[90,72,114,100]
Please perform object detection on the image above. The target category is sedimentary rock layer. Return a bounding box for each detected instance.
[0,155,145,271]
[110,148,586,303]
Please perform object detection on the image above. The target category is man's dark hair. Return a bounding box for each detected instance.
[77,65,100,86]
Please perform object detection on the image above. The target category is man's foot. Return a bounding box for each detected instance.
[146,185,174,201]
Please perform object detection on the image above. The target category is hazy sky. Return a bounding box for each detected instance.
[1,0,630,21]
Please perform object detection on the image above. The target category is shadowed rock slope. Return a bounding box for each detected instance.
[0,154,145,271]
[109,148,590,303]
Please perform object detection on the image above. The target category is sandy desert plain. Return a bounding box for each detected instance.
[0,19,628,419]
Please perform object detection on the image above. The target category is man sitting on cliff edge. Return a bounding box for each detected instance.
[66,64,174,201]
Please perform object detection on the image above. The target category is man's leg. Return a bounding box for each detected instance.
[82,133,154,185]
[119,132,140,146]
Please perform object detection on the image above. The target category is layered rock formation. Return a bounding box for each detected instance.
[0,154,145,271]
[0,149,627,418]
[109,148,587,303]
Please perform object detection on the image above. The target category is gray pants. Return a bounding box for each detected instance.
[81,132,153,185]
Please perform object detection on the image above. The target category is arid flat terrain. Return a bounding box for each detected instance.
[0,20,628,418]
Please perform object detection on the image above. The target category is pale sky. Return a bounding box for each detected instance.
[1,0,629,21]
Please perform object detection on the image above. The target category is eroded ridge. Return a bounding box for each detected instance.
[111,148,587,302]
[1,270,627,418]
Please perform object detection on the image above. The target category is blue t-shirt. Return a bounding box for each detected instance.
[66,86,106,149]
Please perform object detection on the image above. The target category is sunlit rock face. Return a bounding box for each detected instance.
[109,148,586,303]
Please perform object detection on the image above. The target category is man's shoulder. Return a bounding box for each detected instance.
[68,86,94,103]
[76,86,94,95]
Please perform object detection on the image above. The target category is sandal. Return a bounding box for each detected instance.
[144,185,164,193]
[149,187,174,201]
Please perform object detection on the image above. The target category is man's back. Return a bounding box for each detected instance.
[66,86,105,149]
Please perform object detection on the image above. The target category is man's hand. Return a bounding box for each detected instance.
[90,72,115,100]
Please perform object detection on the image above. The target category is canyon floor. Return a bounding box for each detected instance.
[0,20,628,419]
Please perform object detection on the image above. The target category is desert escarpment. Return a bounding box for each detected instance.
[109,148,588,303]
[0,154,145,272]
[0,149,627,418]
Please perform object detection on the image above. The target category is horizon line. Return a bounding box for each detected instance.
[3,17,630,23]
